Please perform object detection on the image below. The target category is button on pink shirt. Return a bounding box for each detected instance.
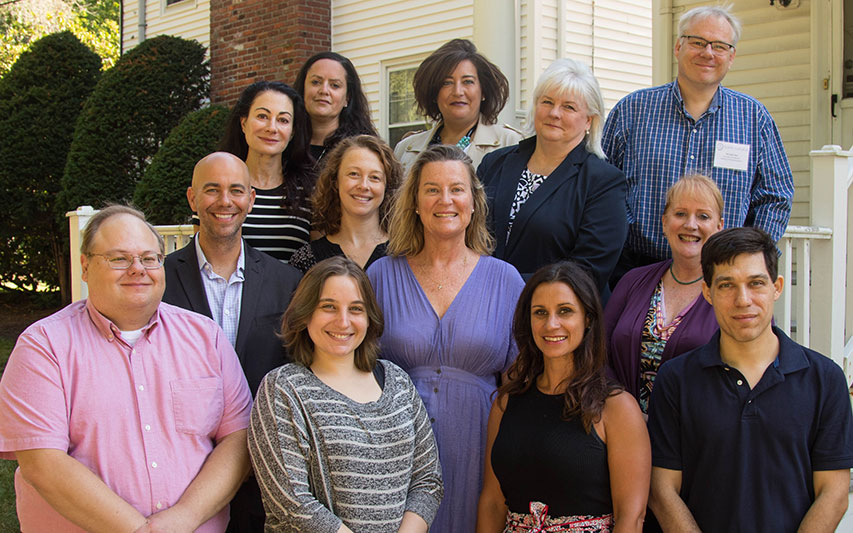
[0,299,253,532]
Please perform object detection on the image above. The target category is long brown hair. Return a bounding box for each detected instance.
[218,81,314,213]
[294,51,378,149]
[281,256,383,372]
[498,261,621,431]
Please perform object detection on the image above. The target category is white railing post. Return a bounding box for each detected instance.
[775,227,831,344]
[156,225,195,253]
[796,238,810,347]
[777,236,793,336]
[809,145,852,380]
[66,206,96,302]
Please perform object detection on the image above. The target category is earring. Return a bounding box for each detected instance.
[585,129,590,136]
[415,209,419,214]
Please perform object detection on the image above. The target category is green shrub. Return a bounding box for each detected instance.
[57,35,209,218]
[0,31,101,293]
[134,105,229,225]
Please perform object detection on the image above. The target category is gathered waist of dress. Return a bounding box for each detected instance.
[505,502,612,533]
[408,366,497,394]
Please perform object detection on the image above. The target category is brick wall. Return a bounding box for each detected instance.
[209,0,331,106]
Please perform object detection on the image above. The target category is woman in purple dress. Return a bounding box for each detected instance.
[367,145,524,532]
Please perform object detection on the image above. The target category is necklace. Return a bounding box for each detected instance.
[414,253,469,290]
[669,263,703,285]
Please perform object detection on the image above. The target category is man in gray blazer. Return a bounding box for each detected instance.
[163,152,302,532]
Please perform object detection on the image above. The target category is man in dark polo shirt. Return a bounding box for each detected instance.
[647,227,853,532]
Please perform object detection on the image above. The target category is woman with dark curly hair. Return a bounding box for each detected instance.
[249,256,443,532]
[289,135,402,272]
[477,262,649,533]
[295,52,378,164]
[219,81,315,262]
[394,39,522,172]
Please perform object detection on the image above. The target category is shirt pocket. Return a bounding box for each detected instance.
[170,377,224,436]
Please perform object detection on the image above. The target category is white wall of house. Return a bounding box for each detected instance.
[654,0,813,225]
[122,0,210,53]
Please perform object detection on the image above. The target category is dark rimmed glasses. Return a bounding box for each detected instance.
[681,35,735,54]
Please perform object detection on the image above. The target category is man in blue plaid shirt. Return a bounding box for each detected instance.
[602,5,793,286]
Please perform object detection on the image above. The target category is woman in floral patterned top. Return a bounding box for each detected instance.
[605,174,724,414]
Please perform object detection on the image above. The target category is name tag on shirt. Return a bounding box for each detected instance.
[713,141,750,171]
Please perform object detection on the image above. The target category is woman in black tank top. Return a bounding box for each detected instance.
[477,262,650,532]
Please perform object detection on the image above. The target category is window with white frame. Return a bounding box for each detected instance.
[387,66,427,148]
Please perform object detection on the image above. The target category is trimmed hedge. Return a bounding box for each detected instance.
[57,35,209,216]
[134,105,230,225]
[0,31,101,292]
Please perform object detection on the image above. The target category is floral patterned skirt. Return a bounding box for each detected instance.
[504,501,613,533]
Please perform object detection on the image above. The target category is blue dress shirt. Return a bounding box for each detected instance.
[602,81,794,260]
[195,238,245,347]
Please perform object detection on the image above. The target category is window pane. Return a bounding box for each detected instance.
[389,68,420,124]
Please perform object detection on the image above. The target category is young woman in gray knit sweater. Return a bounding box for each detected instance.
[248,256,444,532]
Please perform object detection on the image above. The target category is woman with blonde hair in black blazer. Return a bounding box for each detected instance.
[478,58,626,295]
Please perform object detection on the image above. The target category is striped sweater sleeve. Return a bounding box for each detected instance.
[248,369,342,533]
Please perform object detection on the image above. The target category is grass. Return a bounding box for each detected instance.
[0,336,19,532]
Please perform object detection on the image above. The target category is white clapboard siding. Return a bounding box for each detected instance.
[520,0,652,119]
[669,0,810,224]
[590,0,653,111]
[123,0,210,53]
[519,0,532,116]
[332,0,474,136]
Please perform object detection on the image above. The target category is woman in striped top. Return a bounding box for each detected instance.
[220,81,316,262]
[248,256,443,532]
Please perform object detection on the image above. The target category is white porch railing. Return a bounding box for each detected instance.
[66,206,194,302]
[775,145,853,384]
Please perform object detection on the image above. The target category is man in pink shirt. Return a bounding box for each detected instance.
[0,205,253,532]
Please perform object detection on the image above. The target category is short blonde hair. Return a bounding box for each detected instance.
[664,174,724,220]
[528,58,605,159]
[386,145,494,257]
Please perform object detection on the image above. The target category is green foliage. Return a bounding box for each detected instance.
[134,105,230,225]
[0,0,119,76]
[0,458,17,533]
[0,31,101,292]
[0,335,18,532]
[58,35,209,219]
